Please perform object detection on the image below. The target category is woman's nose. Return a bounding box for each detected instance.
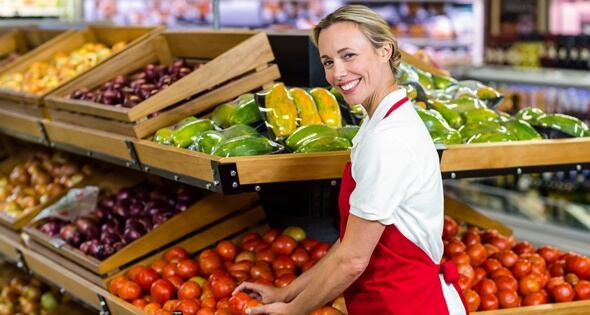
[333,60,347,79]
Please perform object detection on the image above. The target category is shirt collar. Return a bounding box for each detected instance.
[364,88,407,122]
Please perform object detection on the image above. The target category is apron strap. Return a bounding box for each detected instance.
[439,261,470,312]
[383,96,409,119]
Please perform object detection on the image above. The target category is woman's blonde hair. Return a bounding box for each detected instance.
[312,4,401,75]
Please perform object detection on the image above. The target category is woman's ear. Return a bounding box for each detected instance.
[378,43,393,63]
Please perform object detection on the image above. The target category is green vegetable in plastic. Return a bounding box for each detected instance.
[193,130,225,154]
[172,119,215,148]
[515,107,545,124]
[212,135,276,157]
[431,100,463,129]
[153,127,174,145]
[503,119,542,140]
[222,124,260,139]
[285,124,338,151]
[463,107,499,125]
[295,136,351,153]
[534,113,590,138]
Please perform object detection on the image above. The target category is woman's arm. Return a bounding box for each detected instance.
[247,214,385,315]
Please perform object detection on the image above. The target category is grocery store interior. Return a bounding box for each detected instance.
[0,0,590,314]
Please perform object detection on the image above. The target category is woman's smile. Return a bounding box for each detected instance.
[338,78,361,94]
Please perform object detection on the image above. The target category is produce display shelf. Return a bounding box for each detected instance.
[457,65,590,89]
[473,300,590,315]
[0,223,23,263]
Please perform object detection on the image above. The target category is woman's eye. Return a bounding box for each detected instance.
[323,60,333,67]
[344,53,355,60]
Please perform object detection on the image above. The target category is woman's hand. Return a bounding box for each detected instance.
[232,281,287,304]
[245,302,295,315]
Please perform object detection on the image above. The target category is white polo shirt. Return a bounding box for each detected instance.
[349,89,466,315]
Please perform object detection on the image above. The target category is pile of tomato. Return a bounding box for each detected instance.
[442,216,590,312]
[109,226,343,315]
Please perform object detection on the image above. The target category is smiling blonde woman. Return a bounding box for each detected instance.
[234,5,468,315]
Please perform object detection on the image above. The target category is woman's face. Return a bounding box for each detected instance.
[318,21,391,108]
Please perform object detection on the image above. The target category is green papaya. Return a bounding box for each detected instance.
[534,114,590,138]
[397,62,419,83]
[338,125,360,142]
[211,102,236,128]
[459,121,506,143]
[415,107,453,133]
[402,84,418,100]
[172,119,215,148]
[467,132,516,144]
[295,136,351,153]
[330,86,345,104]
[463,108,499,125]
[431,100,463,129]
[446,97,486,114]
[153,128,173,145]
[285,124,338,151]
[414,68,434,90]
[477,86,502,100]
[212,135,276,157]
[430,129,462,145]
[515,107,544,124]
[498,112,512,122]
[193,130,225,154]
[433,75,457,90]
[222,124,259,139]
[172,116,198,129]
[228,93,262,126]
[349,104,364,117]
[503,119,542,141]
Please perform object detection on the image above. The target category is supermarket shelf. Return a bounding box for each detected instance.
[399,36,472,49]
[457,65,590,89]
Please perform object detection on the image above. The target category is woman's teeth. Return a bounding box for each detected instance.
[341,79,360,91]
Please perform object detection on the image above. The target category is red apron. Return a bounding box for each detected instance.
[338,97,468,314]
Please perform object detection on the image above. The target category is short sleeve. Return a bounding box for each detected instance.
[349,132,418,225]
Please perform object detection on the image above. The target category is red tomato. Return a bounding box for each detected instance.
[164,247,190,264]
[551,283,576,302]
[118,280,142,301]
[216,240,238,261]
[302,260,316,273]
[272,255,296,272]
[229,292,251,315]
[451,252,471,266]
[271,235,297,256]
[151,279,176,304]
[274,273,296,288]
[234,251,255,263]
[262,228,281,243]
[494,275,518,292]
[217,297,231,310]
[495,250,518,268]
[255,249,275,264]
[311,243,330,261]
[144,302,162,313]
[522,291,548,306]
[475,279,497,296]
[178,281,202,300]
[301,238,319,252]
[254,242,270,253]
[243,299,263,315]
[132,298,148,309]
[463,289,480,312]
[291,248,310,268]
[442,215,458,240]
[575,280,590,300]
[547,276,566,291]
[151,259,168,275]
[511,259,532,279]
[462,229,481,247]
[109,275,128,295]
[565,272,580,286]
[127,265,148,283]
[490,268,513,280]
[457,263,475,283]
[254,278,274,286]
[537,246,561,264]
[497,289,520,308]
[162,264,178,278]
[179,298,200,314]
[482,258,503,274]
[177,259,200,279]
[228,261,253,273]
[167,276,184,291]
[201,297,216,309]
[162,300,180,312]
[549,260,566,277]
[242,239,262,252]
[513,241,535,255]
[483,244,500,257]
[137,267,161,291]
[210,276,236,300]
[275,268,294,278]
[488,235,510,251]
[566,255,590,279]
[466,244,487,267]
[230,270,250,282]
[209,270,231,283]
[473,267,486,286]
[196,307,215,315]
[241,232,261,244]
[199,251,223,275]
[479,294,499,311]
[309,306,341,315]
[444,238,466,257]
[519,275,541,295]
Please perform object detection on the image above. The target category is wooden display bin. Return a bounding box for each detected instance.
[0,25,162,117]
[45,30,281,138]
[24,190,261,287]
[0,223,22,262]
[0,27,68,72]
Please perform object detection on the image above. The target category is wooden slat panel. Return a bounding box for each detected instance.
[0,224,21,261]
[134,140,217,182]
[128,32,275,121]
[224,151,350,185]
[164,29,257,59]
[0,31,19,57]
[48,109,136,137]
[441,138,590,172]
[43,120,132,160]
[0,107,42,138]
[473,300,590,315]
[45,97,132,121]
[134,64,281,138]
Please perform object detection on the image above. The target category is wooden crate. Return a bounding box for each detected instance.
[24,191,261,286]
[473,300,590,314]
[0,223,22,262]
[0,25,162,116]
[45,30,281,138]
[0,27,68,72]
